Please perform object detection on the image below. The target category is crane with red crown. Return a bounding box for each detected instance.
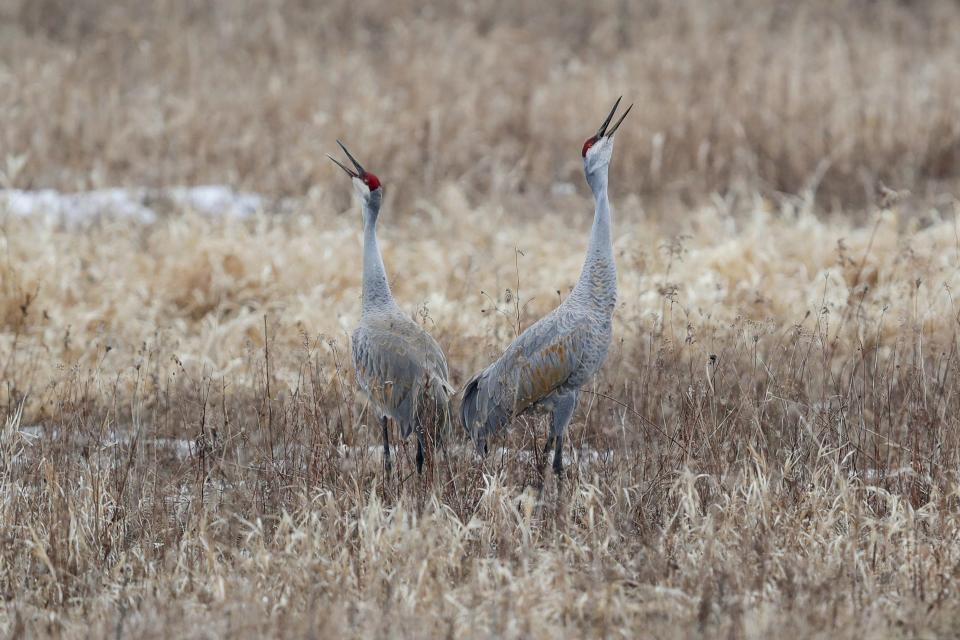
[329,141,453,476]
[459,98,632,478]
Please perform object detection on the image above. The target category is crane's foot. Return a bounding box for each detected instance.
[416,439,424,475]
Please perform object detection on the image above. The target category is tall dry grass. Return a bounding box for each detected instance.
[4,192,960,637]
[3,1,960,638]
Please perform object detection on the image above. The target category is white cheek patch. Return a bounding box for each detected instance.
[587,138,607,155]
[352,177,371,198]
[586,138,613,168]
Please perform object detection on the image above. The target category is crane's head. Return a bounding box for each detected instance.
[327,140,383,210]
[582,97,633,179]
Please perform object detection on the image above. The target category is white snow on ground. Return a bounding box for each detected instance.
[336,442,615,468]
[15,425,615,470]
[166,185,264,218]
[850,466,931,484]
[1,186,265,224]
[2,188,157,224]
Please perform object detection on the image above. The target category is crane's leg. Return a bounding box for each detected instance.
[415,428,425,475]
[550,392,578,478]
[553,432,565,476]
[381,416,392,476]
[433,397,447,453]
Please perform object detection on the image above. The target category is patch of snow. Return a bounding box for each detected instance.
[337,444,388,458]
[16,425,48,440]
[334,443,613,468]
[15,423,614,468]
[1,185,265,224]
[166,185,263,218]
[3,188,156,224]
[492,446,614,467]
[164,438,194,459]
[851,467,929,484]
[14,424,194,460]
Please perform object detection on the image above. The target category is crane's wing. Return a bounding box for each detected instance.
[460,313,588,443]
[352,314,452,437]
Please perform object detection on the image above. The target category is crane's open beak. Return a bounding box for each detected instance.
[327,139,366,178]
[596,97,634,139]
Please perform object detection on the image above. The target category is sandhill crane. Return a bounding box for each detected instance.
[328,141,453,475]
[459,98,632,477]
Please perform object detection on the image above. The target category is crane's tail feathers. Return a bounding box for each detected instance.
[459,373,483,442]
[430,376,454,447]
[459,370,512,454]
[413,375,454,451]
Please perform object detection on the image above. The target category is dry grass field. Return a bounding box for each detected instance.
[4,1,960,637]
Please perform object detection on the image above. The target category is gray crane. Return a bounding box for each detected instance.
[329,141,453,475]
[459,98,632,476]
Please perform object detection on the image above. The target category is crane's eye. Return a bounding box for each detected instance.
[582,136,597,158]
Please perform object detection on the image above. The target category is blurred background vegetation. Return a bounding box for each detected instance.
[1,0,959,210]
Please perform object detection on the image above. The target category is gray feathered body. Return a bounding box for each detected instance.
[351,189,453,440]
[460,172,617,447]
[353,306,453,437]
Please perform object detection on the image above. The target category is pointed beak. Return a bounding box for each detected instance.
[327,154,356,178]
[327,139,367,179]
[596,96,621,139]
[607,102,633,137]
[337,139,366,175]
[596,97,633,139]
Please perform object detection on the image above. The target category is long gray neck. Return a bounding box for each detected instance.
[570,171,617,310]
[361,202,395,314]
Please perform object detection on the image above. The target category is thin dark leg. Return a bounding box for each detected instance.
[381,417,392,476]
[552,432,564,477]
[415,429,425,475]
[548,393,576,481]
